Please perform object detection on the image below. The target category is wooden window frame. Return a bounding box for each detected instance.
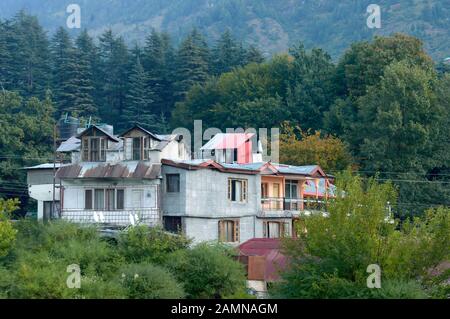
[228,178,248,202]
[262,220,290,238]
[218,219,240,243]
[81,136,106,162]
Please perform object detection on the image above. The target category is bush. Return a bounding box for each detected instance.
[0,221,16,258]
[119,263,185,299]
[276,172,450,299]
[166,243,247,299]
[118,226,190,264]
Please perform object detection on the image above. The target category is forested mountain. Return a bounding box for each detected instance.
[0,0,449,60]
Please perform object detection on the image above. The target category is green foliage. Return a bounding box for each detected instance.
[274,172,449,298]
[119,263,185,299]
[280,123,352,171]
[166,243,247,299]
[118,226,191,265]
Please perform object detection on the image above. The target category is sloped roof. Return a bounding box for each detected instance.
[238,238,288,282]
[118,125,162,141]
[77,125,120,142]
[274,164,326,177]
[56,162,161,179]
[57,136,81,152]
[24,163,66,170]
[200,133,254,150]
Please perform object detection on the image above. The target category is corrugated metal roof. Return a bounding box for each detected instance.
[56,162,161,179]
[220,162,266,171]
[200,133,254,150]
[274,164,319,175]
[238,238,287,282]
[24,163,66,170]
[57,136,81,152]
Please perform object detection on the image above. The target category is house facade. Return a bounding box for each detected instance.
[26,123,333,244]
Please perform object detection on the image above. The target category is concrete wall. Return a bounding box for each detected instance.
[61,178,161,226]
[161,165,261,243]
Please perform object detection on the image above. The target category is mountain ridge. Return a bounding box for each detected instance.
[0,0,448,60]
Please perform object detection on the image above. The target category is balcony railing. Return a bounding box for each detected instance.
[60,208,160,227]
[261,197,327,211]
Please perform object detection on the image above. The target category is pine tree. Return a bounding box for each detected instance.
[98,30,130,126]
[142,30,175,118]
[244,45,265,64]
[50,27,78,117]
[6,11,51,99]
[174,29,210,100]
[211,30,246,75]
[76,30,101,118]
[121,56,157,130]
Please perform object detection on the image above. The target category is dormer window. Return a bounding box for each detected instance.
[82,137,106,162]
[131,136,150,160]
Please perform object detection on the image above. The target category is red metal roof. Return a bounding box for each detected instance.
[238,238,288,282]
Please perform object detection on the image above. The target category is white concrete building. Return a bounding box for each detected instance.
[53,124,189,227]
[26,163,63,220]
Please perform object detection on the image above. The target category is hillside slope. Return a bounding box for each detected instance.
[0,0,448,60]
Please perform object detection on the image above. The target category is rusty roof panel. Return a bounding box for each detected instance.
[56,162,160,179]
[56,164,82,179]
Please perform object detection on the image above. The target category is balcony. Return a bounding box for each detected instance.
[260,197,327,217]
[60,208,160,227]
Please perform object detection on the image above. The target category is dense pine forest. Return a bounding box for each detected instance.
[0,11,450,218]
[1,0,449,60]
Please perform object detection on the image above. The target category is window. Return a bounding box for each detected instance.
[164,216,182,233]
[86,188,125,210]
[228,178,247,202]
[116,189,125,209]
[261,183,268,198]
[129,136,150,160]
[166,174,180,193]
[263,221,290,238]
[218,220,239,242]
[106,189,115,210]
[132,137,141,160]
[285,180,298,199]
[85,190,93,209]
[94,189,104,210]
[82,137,106,162]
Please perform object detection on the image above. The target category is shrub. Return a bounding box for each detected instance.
[118,226,190,264]
[166,243,247,299]
[119,263,185,299]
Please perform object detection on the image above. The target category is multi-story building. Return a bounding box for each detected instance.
[26,124,334,244]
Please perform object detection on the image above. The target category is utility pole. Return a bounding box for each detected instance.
[52,124,57,220]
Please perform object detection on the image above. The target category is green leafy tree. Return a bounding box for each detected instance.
[273,172,450,298]
[0,198,19,257]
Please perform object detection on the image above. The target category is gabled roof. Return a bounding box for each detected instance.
[118,124,162,141]
[200,133,254,150]
[77,125,120,142]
